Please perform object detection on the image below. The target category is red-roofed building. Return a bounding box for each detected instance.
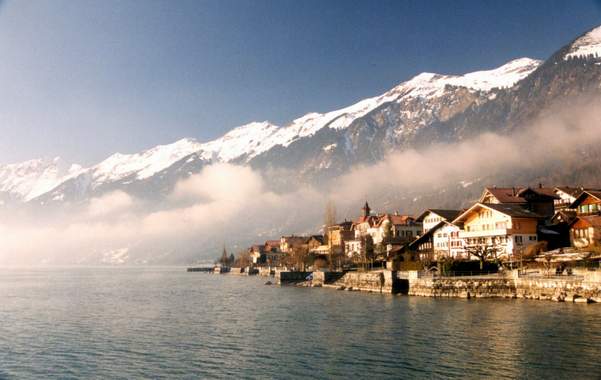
[568,191,601,248]
[454,202,543,258]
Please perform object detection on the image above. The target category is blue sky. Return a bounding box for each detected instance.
[0,0,600,164]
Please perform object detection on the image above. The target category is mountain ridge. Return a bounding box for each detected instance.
[1,57,542,203]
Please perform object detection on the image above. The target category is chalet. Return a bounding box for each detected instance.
[416,209,462,234]
[369,213,422,244]
[344,236,373,262]
[263,240,284,267]
[479,185,558,217]
[553,187,585,211]
[569,190,601,216]
[409,220,465,260]
[280,235,307,253]
[453,203,543,258]
[248,244,266,265]
[326,220,354,251]
[568,190,601,248]
[305,235,324,251]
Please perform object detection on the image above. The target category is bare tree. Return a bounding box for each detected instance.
[234,250,251,268]
[287,244,309,271]
[464,244,502,270]
[324,200,337,235]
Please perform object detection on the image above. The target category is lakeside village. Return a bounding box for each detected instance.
[190,185,601,303]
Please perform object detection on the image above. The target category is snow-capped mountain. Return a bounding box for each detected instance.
[4,24,601,207]
[0,158,83,202]
[564,25,601,59]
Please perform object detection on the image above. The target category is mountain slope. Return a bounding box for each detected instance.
[6,24,601,207]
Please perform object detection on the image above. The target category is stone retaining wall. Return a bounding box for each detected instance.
[516,277,601,302]
[334,271,400,293]
[407,271,601,303]
[408,277,516,299]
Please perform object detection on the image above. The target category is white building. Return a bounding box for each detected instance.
[416,209,462,234]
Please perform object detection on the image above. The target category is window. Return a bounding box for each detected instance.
[529,236,537,241]
[515,236,523,245]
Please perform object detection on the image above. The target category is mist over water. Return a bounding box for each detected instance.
[1,267,600,378]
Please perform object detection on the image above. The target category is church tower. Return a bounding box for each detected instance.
[362,201,371,218]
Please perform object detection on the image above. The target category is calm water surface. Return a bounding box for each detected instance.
[1,267,600,379]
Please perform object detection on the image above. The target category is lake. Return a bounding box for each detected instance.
[1,267,600,379]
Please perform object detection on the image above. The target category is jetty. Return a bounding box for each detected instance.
[186,267,214,272]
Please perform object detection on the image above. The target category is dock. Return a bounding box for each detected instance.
[186,267,214,273]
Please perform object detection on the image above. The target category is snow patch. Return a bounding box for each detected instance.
[565,25,601,60]
[101,248,129,265]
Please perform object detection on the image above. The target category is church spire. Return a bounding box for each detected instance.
[362,201,371,217]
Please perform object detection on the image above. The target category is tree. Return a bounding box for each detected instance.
[382,220,393,243]
[234,250,251,268]
[285,244,309,271]
[324,200,337,236]
[217,246,230,266]
[464,244,502,270]
[364,235,375,270]
[324,200,342,270]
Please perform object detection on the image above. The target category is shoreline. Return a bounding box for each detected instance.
[188,266,601,304]
[271,268,601,303]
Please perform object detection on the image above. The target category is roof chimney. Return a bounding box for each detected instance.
[539,183,543,189]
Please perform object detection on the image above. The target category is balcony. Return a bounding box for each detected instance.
[459,228,508,238]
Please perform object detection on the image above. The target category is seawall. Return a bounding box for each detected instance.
[407,270,601,303]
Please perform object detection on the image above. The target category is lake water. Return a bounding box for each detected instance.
[1,267,600,379]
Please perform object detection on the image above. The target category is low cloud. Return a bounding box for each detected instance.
[88,190,134,217]
[2,99,601,265]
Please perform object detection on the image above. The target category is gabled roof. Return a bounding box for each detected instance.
[569,190,601,209]
[485,203,544,218]
[481,187,527,203]
[408,220,461,249]
[306,235,324,244]
[281,236,307,245]
[375,213,416,227]
[520,187,559,200]
[453,202,543,223]
[408,221,443,249]
[416,209,462,222]
[550,210,577,225]
[353,215,379,227]
[480,186,558,204]
[554,186,585,198]
[569,215,601,228]
[335,220,353,230]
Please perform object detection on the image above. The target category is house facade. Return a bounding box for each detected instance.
[409,220,464,260]
[368,213,422,244]
[553,187,584,211]
[416,209,462,234]
[454,203,541,258]
[326,221,354,256]
[280,235,307,253]
[568,191,601,248]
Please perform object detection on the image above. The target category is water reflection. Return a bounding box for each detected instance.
[0,267,600,378]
